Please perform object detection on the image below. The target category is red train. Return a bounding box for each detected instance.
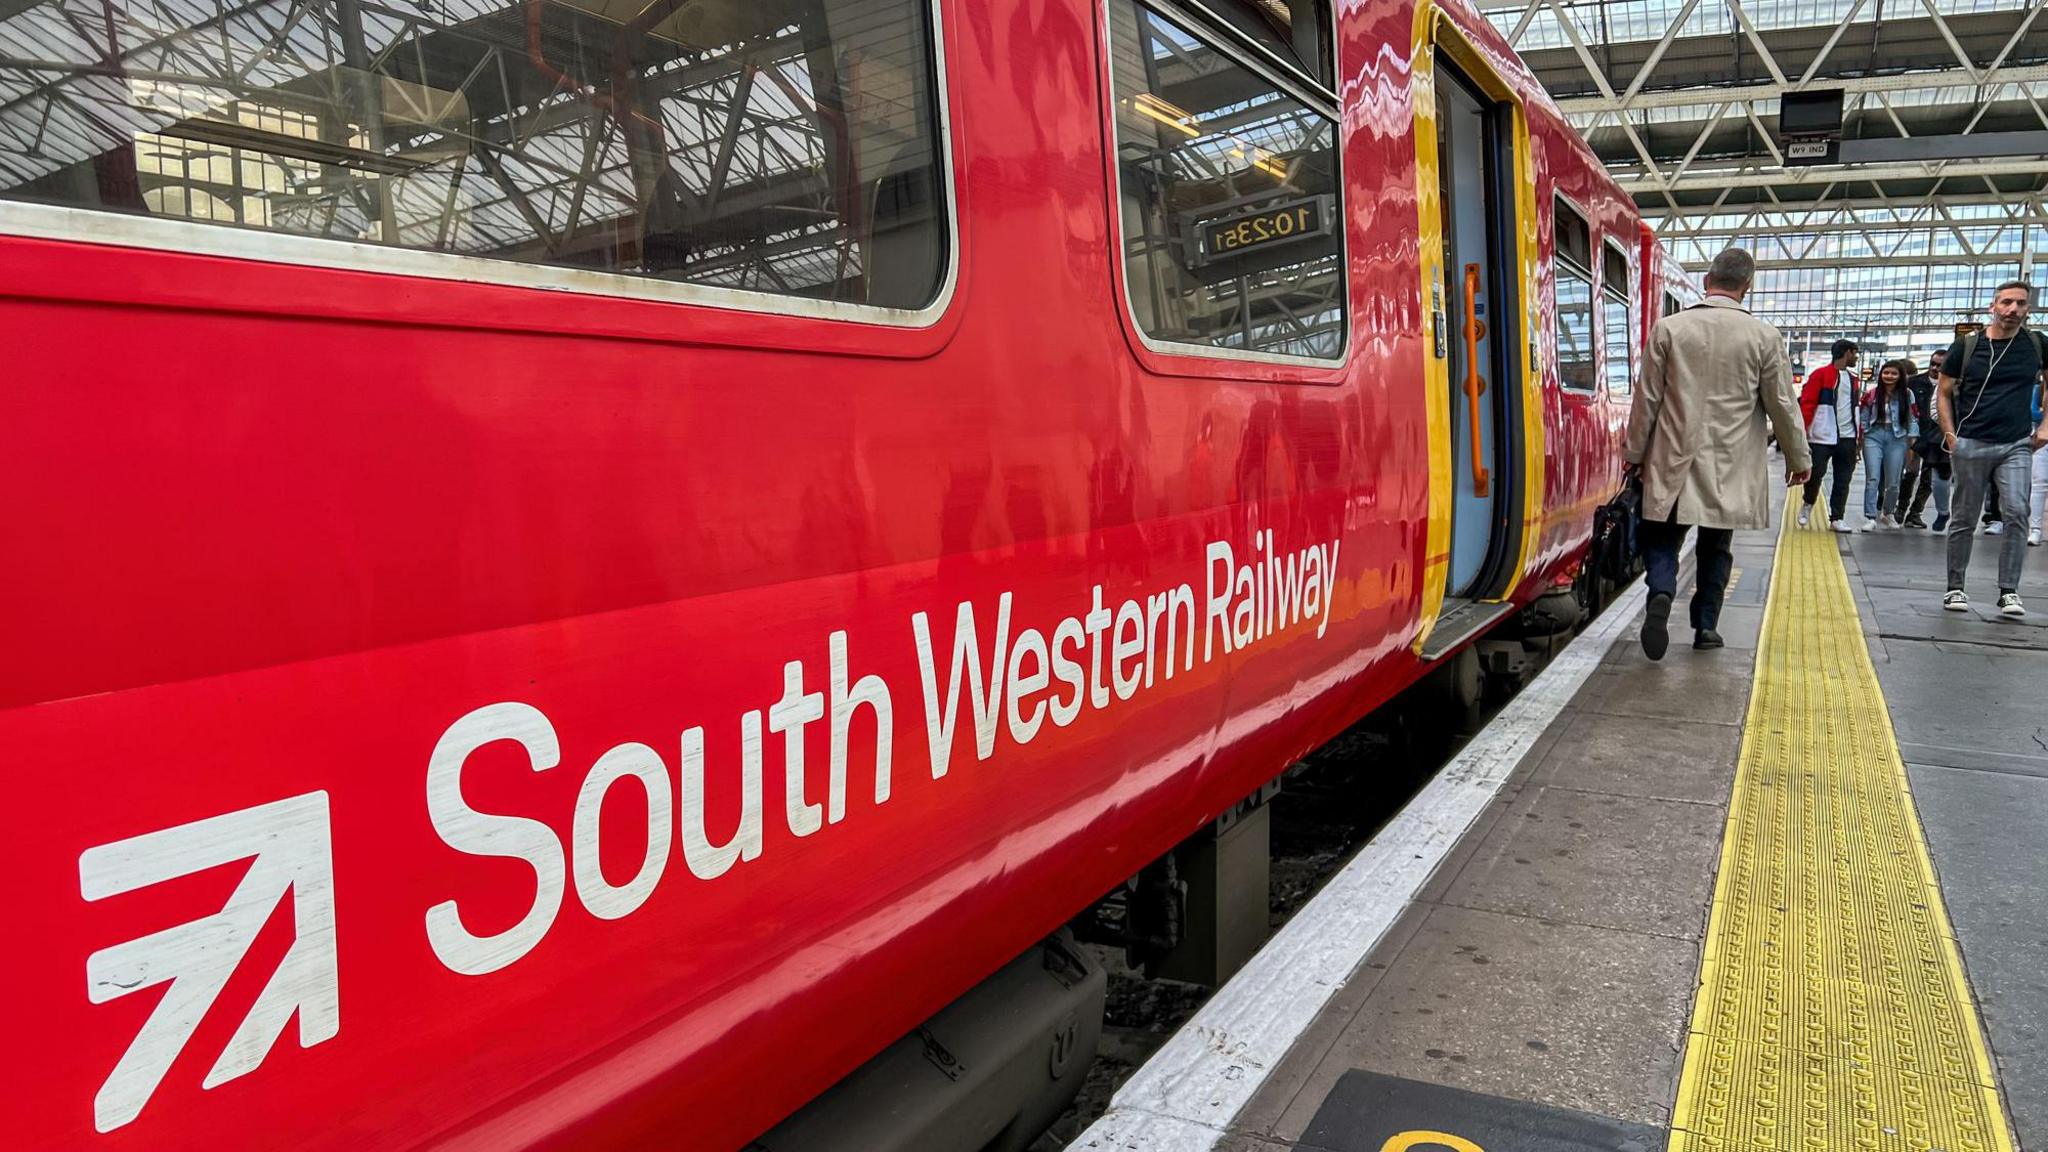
[0,0,1683,1146]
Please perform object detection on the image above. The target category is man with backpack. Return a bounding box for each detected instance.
[1938,281,2048,617]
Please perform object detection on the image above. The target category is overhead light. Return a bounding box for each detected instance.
[1132,92,1201,138]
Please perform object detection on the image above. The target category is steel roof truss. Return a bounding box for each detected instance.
[1915,0,1983,84]
[1622,0,1704,106]
[1724,0,1790,87]
[1545,0,1675,193]
[1794,0,1868,91]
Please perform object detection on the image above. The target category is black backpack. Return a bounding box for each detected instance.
[1953,327,2047,380]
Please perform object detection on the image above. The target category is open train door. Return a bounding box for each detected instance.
[1412,11,1543,662]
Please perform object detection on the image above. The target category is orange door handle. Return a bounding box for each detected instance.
[1462,263,1490,498]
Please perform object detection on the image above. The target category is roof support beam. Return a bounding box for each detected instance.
[1544,0,1674,195]
[1985,0,2046,80]
[1740,102,1786,168]
[1612,155,2048,193]
[1620,0,1703,106]
[1652,190,2045,225]
[1669,101,1732,186]
[1794,0,1868,91]
[1556,62,2048,114]
[1691,253,2035,270]
[1839,130,2048,164]
[1915,0,1984,84]
[1664,215,2048,240]
[1504,0,1543,47]
[1724,0,1790,87]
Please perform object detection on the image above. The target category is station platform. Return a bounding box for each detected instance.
[1078,489,2048,1152]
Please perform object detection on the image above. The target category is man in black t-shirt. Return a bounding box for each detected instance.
[1938,281,2048,616]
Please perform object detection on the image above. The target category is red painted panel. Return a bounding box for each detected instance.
[0,0,1673,1147]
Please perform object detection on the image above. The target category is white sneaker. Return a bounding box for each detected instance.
[1879,514,1899,529]
[2000,592,2026,617]
[1943,589,1970,612]
[1798,506,1812,528]
[1986,521,2005,535]
[2030,529,2042,547]
[1858,518,1875,533]
[1831,519,1853,533]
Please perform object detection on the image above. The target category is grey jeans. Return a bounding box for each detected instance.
[1947,437,2035,592]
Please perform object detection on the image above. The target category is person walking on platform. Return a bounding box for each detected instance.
[1918,360,1956,532]
[1897,350,1945,527]
[1939,281,2048,617]
[2030,381,2047,547]
[1797,339,1862,531]
[1626,248,1810,661]
[1858,359,1919,530]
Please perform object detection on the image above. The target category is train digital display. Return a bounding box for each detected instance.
[1194,195,1333,266]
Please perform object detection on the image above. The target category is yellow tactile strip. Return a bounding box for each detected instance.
[1668,513,2016,1152]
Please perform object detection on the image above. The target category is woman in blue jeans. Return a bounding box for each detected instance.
[1860,359,1920,530]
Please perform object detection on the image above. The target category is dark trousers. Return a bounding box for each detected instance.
[1641,518,1736,631]
[1898,451,1941,520]
[1802,439,1858,521]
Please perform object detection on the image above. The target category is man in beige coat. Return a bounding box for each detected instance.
[1625,248,1811,660]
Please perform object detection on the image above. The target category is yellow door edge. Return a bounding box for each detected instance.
[1409,5,1546,658]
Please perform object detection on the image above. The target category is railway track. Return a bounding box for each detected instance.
[1033,596,1609,1149]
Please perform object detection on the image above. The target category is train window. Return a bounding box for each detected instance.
[1554,200,1592,272]
[1664,291,1683,318]
[1106,0,1345,363]
[1601,241,1633,394]
[1552,197,1595,391]
[0,0,950,313]
[1197,0,1335,90]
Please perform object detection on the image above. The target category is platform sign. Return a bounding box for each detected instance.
[1778,89,1844,167]
[1301,1071,1664,1152]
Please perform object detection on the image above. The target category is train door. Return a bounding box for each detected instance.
[1415,55,1528,663]
[1436,66,1515,601]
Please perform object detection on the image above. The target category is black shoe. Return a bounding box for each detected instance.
[1903,515,1927,529]
[1642,593,1672,661]
[1694,629,1724,650]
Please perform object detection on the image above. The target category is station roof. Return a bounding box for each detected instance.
[1487,0,2048,356]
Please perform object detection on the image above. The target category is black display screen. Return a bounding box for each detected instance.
[1198,196,1332,264]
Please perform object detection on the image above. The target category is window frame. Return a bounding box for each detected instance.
[1600,235,1635,396]
[1551,192,1598,395]
[1097,0,1351,376]
[1173,0,1336,94]
[0,0,963,331]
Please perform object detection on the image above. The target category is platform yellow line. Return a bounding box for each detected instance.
[1668,509,2016,1152]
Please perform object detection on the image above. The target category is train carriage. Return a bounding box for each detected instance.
[0,0,1676,1146]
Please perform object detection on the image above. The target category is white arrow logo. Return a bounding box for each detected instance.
[79,792,340,1132]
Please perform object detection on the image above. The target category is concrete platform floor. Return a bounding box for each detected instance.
[1225,478,2048,1151]
[1847,513,2048,1152]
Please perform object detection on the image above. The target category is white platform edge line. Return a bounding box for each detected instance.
[1073,567,1664,1151]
